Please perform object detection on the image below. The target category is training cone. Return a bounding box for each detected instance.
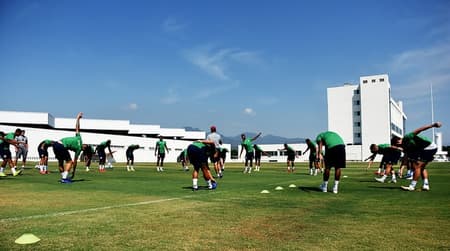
[15,233,40,245]
[289,184,296,188]
[275,186,284,190]
[260,190,270,194]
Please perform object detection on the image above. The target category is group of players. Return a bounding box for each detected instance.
[0,111,443,193]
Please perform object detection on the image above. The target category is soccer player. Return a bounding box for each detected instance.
[14,129,28,170]
[83,144,95,172]
[316,131,346,194]
[369,137,403,184]
[126,144,140,172]
[0,129,22,177]
[37,139,54,174]
[96,139,113,172]
[304,138,321,176]
[206,125,222,178]
[187,140,217,190]
[155,136,169,172]
[279,143,299,173]
[239,132,262,174]
[52,112,87,183]
[178,148,189,171]
[218,140,228,172]
[254,144,270,171]
[400,122,442,191]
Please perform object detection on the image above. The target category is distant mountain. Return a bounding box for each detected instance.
[184,126,202,131]
[221,132,305,148]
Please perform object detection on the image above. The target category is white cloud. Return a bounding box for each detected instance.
[243,108,255,116]
[161,88,179,105]
[388,42,450,101]
[128,103,138,110]
[184,45,263,81]
[162,17,186,33]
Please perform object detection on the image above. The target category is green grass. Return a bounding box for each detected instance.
[1,162,450,250]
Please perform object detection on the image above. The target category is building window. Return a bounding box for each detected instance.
[354,89,360,94]
[380,78,385,82]
[354,133,361,138]
[354,100,360,105]
[371,79,376,83]
[354,122,361,127]
[363,80,368,84]
[354,111,361,116]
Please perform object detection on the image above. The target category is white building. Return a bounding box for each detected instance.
[327,74,407,161]
[0,111,231,164]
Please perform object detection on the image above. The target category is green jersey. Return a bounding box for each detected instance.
[286,146,295,155]
[191,141,206,149]
[156,140,167,153]
[402,132,432,153]
[241,139,254,153]
[39,139,53,149]
[377,144,392,155]
[1,132,15,150]
[316,131,344,149]
[61,133,83,156]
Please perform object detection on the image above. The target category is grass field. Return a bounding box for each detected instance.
[1,161,449,250]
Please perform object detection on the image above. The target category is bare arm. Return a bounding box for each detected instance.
[75,112,83,134]
[251,132,262,141]
[412,122,442,136]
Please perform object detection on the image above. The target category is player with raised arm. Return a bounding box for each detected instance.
[239,132,262,174]
[401,122,442,191]
[52,112,88,183]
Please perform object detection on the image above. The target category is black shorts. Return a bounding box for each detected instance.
[324,145,346,169]
[245,152,254,161]
[187,145,208,171]
[287,154,295,161]
[408,148,437,163]
[98,150,106,163]
[126,151,134,161]
[255,153,262,161]
[38,147,48,158]
[53,142,71,162]
[0,149,12,160]
[158,153,166,159]
[309,154,318,162]
[381,150,401,165]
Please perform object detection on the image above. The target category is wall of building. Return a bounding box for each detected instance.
[327,85,358,144]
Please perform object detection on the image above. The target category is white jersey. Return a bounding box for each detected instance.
[207,132,221,148]
[15,135,28,149]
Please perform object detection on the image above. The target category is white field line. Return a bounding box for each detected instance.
[1,196,195,223]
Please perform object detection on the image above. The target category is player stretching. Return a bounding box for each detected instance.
[37,139,54,174]
[316,131,346,194]
[368,137,403,184]
[401,122,442,191]
[126,144,140,172]
[52,112,87,183]
[187,140,217,190]
[239,132,262,174]
[279,143,299,173]
[96,140,113,172]
[304,139,321,176]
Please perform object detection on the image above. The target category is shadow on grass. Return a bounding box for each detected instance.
[367,185,399,190]
[182,185,212,191]
[298,186,322,193]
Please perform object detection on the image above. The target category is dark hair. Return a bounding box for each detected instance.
[391,136,401,146]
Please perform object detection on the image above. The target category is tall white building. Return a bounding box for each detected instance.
[327,74,407,160]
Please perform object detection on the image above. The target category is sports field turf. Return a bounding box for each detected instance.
[1,162,449,250]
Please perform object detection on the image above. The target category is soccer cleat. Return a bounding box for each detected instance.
[401,185,415,191]
[320,183,327,193]
[39,171,46,175]
[86,167,90,172]
[405,175,413,180]
[60,178,72,184]
[422,184,430,191]
[192,187,199,191]
[389,179,397,184]
[375,177,386,183]
[13,170,23,176]
[332,186,338,194]
[0,172,6,177]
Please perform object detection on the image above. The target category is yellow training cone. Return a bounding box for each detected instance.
[289,184,296,188]
[15,233,40,244]
[260,190,270,194]
[275,186,284,190]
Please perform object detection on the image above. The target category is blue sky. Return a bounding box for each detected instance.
[1,0,449,144]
